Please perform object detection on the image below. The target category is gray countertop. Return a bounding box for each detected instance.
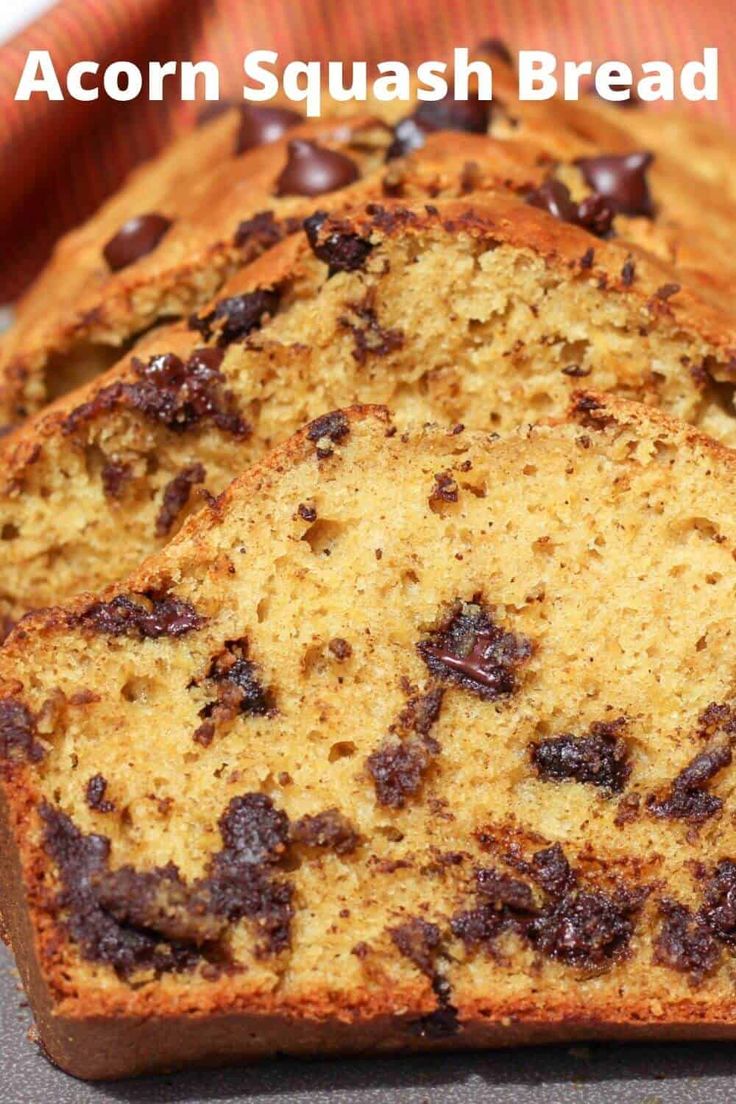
[1,943,733,1104]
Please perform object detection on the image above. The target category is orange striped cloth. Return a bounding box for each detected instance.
[0,0,733,301]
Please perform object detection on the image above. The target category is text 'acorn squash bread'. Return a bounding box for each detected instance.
[2,195,736,624]
[6,397,736,1077]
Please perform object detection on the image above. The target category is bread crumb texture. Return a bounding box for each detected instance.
[5,398,736,1055]
[2,197,735,621]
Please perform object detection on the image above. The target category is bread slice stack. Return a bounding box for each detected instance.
[3,49,736,1081]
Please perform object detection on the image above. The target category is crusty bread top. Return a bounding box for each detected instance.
[5,393,736,1033]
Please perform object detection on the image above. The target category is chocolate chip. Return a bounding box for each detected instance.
[525,179,613,238]
[101,460,132,499]
[701,860,736,947]
[366,736,432,808]
[530,718,630,793]
[297,503,317,522]
[235,104,301,154]
[199,638,275,727]
[387,92,491,160]
[396,688,444,738]
[155,462,206,537]
[77,591,204,639]
[291,808,360,854]
[528,886,641,968]
[429,471,459,507]
[275,140,360,197]
[522,843,577,899]
[575,152,655,218]
[621,257,636,286]
[306,410,350,444]
[580,246,595,269]
[562,364,591,378]
[233,209,287,251]
[103,213,172,271]
[303,211,373,275]
[646,743,732,824]
[0,698,44,763]
[328,637,352,661]
[417,599,532,701]
[339,301,404,365]
[526,179,579,223]
[85,773,115,813]
[64,349,250,439]
[654,899,720,983]
[40,803,197,976]
[189,288,280,346]
[94,863,225,945]
[575,193,615,237]
[390,917,441,976]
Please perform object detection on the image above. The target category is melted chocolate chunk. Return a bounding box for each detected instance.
[103,213,172,271]
[94,862,225,945]
[64,349,250,439]
[189,288,280,346]
[646,743,732,824]
[40,803,197,975]
[200,639,274,724]
[701,860,736,946]
[527,843,578,899]
[387,92,491,160]
[391,918,460,1038]
[298,502,317,522]
[291,808,360,854]
[621,257,636,286]
[575,152,655,218]
[306,410,350,445]
[0,698,44,763]
[528,886,640,968]
[303,211,373,275]
[203,793,293,952]
[339,302,404,365]
[85,773,115,813]
[476,868,537,912]
[155,462,206,537]
[526,179,579,223]
[530,718,630,793]
[234,209,288,251]
[217,792,289,865]
[451,866,538,950]
[396,687,444,738]
[417,600,532,700]
[654,899,720,983]
[328,637,352,661]
[525,179,614,238]
[390,917,441,975]
[101,459,132,499]
[698,702,736,739]
[366,736,432,808]
[77,591,204,639]
[235,104,301,154]
[275,140,360,197]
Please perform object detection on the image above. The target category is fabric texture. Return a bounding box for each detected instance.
[0,0,733,300]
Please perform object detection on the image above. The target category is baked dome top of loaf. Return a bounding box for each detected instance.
[3,75,735,425]
[1,196,735,622]
[5,395,736,1030]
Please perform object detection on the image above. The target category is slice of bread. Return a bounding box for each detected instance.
[5,61,736,427]
[5,395,736,1078]
[1,195,736,622]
